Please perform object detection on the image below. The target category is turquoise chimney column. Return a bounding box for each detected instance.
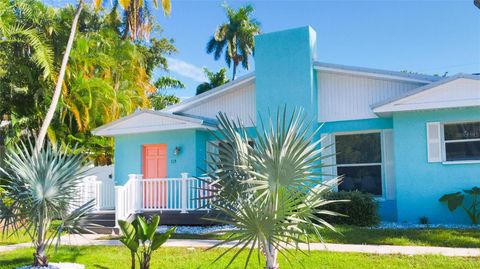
[254,26,318,119]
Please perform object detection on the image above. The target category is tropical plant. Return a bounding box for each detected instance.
[0,0,55,80]
[150,76,185,110]
[0,141,95,267]
[149,93,180,110]
[204,108,345,269]
[0,1,179,164]
[196,68,229,95]
[120,0,171,40]
[118,215,176,269]
[439,187,480,224]
[206,4,260,80]
[36,0,172,151]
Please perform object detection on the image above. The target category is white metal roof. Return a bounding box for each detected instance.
[314,62,440,83]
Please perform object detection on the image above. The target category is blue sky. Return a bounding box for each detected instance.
[45,0,480,98]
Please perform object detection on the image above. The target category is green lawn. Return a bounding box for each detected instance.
[0,231,32,246]
[165,226,480,248]
[4,225,480,249]
[0,246,479,269]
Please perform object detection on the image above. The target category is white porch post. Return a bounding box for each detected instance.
[181,173,188,213]
[134,174,143,212]
[114,186,123,228]
[95,180,102,211]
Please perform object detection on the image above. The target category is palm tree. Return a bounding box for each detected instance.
[206,4,260,80]
[0,142,95,267]
[204,108,344,269]
[35,0,171,151]
[0,1,55,80]
[121,0,171,40]
[196,68,229,95]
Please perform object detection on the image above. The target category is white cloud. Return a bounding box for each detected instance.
[166,57,207,82]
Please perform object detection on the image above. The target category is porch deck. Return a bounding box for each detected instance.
[75,173,215,231]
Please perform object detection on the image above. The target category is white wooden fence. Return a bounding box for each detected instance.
[115,173,213,222]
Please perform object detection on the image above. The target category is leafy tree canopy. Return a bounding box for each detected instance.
[195,67,229,95]
[0,0,183,164]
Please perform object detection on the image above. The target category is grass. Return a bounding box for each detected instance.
[100,225,480,249]
[316,226,480,248]
[0,246,479,269]
[5,225,479,249]
[0,230,33,245]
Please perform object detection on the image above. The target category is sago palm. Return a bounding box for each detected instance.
[206,4,260,80]
[0,141,95,267]
[204,108,345,269]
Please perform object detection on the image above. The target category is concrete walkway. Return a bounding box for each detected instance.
[1,234,479,257]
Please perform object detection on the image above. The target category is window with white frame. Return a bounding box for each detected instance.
[443,121,480,162]
[208,140,255,170]
[335,132,383,196]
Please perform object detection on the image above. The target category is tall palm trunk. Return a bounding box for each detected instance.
[35,0,84,152]
[232,62,237,80]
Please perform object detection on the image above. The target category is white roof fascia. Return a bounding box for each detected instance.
[164,73,255,113]
[92,110,216,136]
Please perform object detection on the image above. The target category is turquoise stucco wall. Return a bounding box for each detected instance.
[320,117,397,221]
[254,26,318,119]
[114,129,200,185]
[394,107,480,224]
[195,130,209,174]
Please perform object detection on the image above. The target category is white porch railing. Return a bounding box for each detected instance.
[115,173,213,222]
[73,166,116,211]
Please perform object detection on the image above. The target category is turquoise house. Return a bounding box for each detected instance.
[93,26,480,224]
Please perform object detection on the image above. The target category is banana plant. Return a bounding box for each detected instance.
[118,215,176,269]
[440,187,480,224]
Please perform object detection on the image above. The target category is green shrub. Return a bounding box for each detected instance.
[322,191,380,227]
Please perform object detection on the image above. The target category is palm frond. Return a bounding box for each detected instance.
[1,24,54,79]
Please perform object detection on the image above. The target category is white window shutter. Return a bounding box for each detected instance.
[426,122,442,163]
[382,130,396,200]
[320,134,336,181]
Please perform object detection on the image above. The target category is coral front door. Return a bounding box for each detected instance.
[142,144,167,208]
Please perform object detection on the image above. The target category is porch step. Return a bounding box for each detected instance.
[82,211,119,234]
